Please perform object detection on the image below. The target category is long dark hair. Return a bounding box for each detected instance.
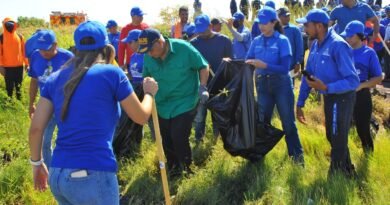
[60,42,115,121]
[273,20,284,34]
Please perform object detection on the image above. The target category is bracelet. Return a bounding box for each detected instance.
[145,92,154,97]
[29,158,44,166]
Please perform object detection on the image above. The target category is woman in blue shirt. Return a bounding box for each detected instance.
[341,20,383,152]
[246,7,304,163]
[28,21,158,205]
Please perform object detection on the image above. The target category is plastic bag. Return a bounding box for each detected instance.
[207,60,284,160]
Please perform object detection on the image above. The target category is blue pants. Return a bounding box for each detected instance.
[43,115,56,167]
[194,103,219,140]
[256,74,303,159]
[49,168,119,205]
[324,91,356,174]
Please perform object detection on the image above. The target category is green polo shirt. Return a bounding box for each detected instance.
[143,38,208,119]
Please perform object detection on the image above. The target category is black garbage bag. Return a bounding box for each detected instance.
[113,84,144,157]
[207,60,284,160]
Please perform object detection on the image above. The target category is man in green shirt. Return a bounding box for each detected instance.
[139,28,209,176]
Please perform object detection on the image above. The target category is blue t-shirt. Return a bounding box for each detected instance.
[246,31,292,75]
[297,29,360,107]
[28,48,74,92]
[190,33,232,73]
[128,53,144,84]
[330,2,375,34]
[353,45,382,82]
[284,23,304,68]
[232,26,252,59]
[40,64,133,172]
[380,17,390,27]
[108,32,120,58]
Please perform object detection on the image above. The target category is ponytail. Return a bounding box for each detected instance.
[273,20,284,34]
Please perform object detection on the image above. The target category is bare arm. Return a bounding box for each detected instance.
[199,66,209,86]
[29,78,38,118]
[357,76,382,91]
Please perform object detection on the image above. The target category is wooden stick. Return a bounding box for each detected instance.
[152,100,171,205]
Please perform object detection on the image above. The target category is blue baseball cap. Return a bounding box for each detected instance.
[296,9,330,24]
[74,21,109,51]
[265,0,276,9]
[131,7,145,17]
[106,20,118,28]
[36,30,56,50]
[185,24,196,37]
[340,20,365,38]
[385,6,390,12]
[257,7,277,24]
[194,14,211,33]
[232,12,245,21]
[137,29,161,53]
[122,29,141,43]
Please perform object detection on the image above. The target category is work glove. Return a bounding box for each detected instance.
[198,85,209,104]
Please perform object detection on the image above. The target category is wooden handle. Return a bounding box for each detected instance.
[152,100,171,205]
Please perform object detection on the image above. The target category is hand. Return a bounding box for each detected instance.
[223,57,232,62]
[245,59,267,69]
[356,84,364,92]
[306,77,327,91]
[29,105,36,119]
[32,164,49,192]
[296,106,307,125]
[227,19,234,29]
[198,85,209,104]
[143,77,158,96]
[293,64,301,75]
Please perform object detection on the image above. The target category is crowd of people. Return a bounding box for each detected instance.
[0,0,389,204]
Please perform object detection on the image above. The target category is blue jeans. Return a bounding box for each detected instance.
[43,115,56,167]
[194,103,219,140]
[49,168,119,205]
[256,74,303,159]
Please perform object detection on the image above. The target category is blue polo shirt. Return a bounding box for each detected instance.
[108,32,120,58]
[128,53,144,84]
[297,29,360,107]
[283,23,304,68]
[353,45,382,82]
[28,48,74,92]
[246,31,292,75]
[232,26,252,59]
[190,33,232,73]
[330,2,375,34]
[41,64,133,172]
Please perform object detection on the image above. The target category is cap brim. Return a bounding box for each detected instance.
[138,45,151,54]
[295,17,308,24]
[37,43,53,51]
[121,38,133,43]
[194,25,208,33]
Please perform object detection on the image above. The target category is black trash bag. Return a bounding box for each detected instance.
[207,60,284,160]
[113,84,144,157]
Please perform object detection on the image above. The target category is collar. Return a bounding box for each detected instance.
[165,37,176,54]
[316,28,333,49]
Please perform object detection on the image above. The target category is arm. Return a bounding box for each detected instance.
[118,28,128,66]
[29,78,39,119]
[295,28,304,65]
[369,16,380,42]
[199,66,209,86]
[266,55,292,74]
[29,97,53,191]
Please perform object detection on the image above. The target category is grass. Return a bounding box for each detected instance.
[1,18,390,204]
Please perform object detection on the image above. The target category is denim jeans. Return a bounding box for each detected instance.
[49,168,119,205]
[194,103,219,140]
[324,91,356,174]
[256,74,303,159]
[43,115,56,167]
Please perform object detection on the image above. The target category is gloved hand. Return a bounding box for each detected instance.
[198,85,209,104]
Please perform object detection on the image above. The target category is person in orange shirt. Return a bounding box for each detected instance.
[170,6,193,39]
[0,17,28,100]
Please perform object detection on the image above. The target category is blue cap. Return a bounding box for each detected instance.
[185,24,196,37]
[257,7,277,24]
[137,29,161,53]
[131,7,145,17]
[385,6,390,12]
[194,14,211,33]
[340,20,365,38]
[36,30,56,50]
[74,21,109,51]
[232,12,245,21]
[106,20,118,28]
[265,1,276,9]
[296,9,330,24]
[321,7,330,13]
[122,29,141,43]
